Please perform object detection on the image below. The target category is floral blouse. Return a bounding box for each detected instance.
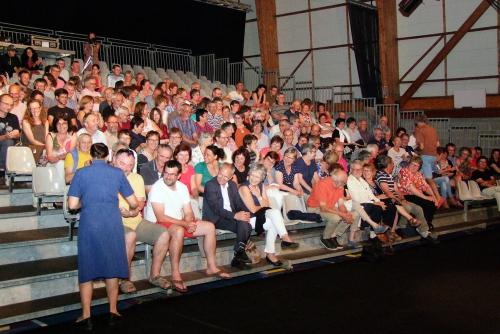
[398,167,427,196]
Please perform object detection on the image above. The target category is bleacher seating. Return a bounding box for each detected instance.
[6,147,36,193]
[32,166,65,215]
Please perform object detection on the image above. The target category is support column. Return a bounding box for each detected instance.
[377,0,400,131]
[255,0,280,87]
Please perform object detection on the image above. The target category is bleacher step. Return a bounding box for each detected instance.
[0,261,277,326]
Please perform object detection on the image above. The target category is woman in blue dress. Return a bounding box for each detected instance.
[68,143,138,329]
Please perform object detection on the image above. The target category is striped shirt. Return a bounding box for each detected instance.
[375,170,396,196]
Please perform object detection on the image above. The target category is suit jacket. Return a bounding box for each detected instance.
[202,177,248,223]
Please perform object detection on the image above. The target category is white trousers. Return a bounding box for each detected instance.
[263,208,288,254]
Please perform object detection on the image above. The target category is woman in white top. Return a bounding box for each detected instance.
[252,120,269,151]
[345,117,363,144]
[191,132,214,166]
[387,136,409,171]
[347,160,391,236]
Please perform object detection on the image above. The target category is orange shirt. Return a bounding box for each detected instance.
[414,124,438,156]
[307,177,344,210]
[235,126,251,148]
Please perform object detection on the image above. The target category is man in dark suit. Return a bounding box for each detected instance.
[203,163,253,268]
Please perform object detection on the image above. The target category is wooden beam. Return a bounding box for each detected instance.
[255,0,279,87]
[399,0,491,107]
[377,0,400,131]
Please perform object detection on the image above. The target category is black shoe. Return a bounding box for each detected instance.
[231,257,251,269]
[74,317,93,332]
[320,237,341,250]
[108,312,122,327]
[235,250,252,264]
[281,240,299,250]
[265,255,283,267]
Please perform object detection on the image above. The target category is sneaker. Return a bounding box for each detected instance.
[231,256,251,269]
[373,225,389,234]
[320,237,342,250]
[234,250,252,264]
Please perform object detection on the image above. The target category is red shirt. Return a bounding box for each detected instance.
[307,177,344,210]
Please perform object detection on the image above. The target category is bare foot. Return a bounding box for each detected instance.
[206,268,231,279]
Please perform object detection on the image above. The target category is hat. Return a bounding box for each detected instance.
[6,45,16,52]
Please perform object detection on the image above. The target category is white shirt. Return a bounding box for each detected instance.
[347,174,380,204]
[145,180,191,222]
[10,102,26,125]
[388,147,408,168]
[220,183,232,212]
[227,91,244,103]
[60,69,70,82]
[76,128,108,146]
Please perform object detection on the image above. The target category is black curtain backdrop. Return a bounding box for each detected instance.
[348,2,382,101]
[0,1,246,62]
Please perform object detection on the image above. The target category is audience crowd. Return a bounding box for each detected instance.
[1,44,500,295]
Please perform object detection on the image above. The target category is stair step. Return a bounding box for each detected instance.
[0,261,275,326]
[0,227,69,248]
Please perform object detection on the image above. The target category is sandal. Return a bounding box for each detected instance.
[389,230,402,242]
[149,276,171,290]
[171,279,188,293]
[409,217,422,227]
[206,270,231,280]
[119,279,137,294]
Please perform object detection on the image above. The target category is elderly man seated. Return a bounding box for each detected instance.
[144,160,230,293]
[77,113,107,146]
[65,133,92,184]
[307,168,359,250]
[113,149,172,293]
[203,163,253,269]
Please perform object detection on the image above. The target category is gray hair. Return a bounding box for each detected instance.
[248,163,267,182]
[331,169,347,187]
[366,144,379,154]
[301,143,316,155]
[198,132,213,146]
[349,160,363,174]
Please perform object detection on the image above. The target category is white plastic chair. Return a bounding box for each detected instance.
[32,166,65,215]
[468,180,488,199]
[457,180,473,202]
[6,146,36,192]
[282,194,307,225]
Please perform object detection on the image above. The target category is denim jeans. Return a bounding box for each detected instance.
[0,139,14,170]
[434,176,453,198]
[421,155,437,179]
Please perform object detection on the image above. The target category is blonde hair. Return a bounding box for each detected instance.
[78,95,94,112]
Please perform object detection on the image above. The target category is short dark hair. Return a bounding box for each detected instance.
[163,159,182,174]
[195,108,208,122]
[335,118,345,127]
[130,116,144,129]
[54,88,68,98]
[376,155,392,171]
[90,143,109,159]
